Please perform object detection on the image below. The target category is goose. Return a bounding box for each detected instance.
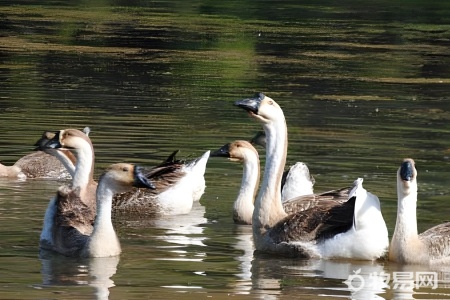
[389,158,450,265]
[39,129,99,250]
[251,131,315,201]
[39,128,210,216]
[40,163,155,257]
[0,127,90,180]
[211,140,343,225]
[113,150,210,216]
[234,93,388,259]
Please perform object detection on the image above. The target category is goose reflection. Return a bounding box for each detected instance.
[231,225,255,294]
[153,201,208,249]
[40,253,119,300]
[249,255,388,299]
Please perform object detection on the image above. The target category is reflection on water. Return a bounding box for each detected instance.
[1,0,450,299]
[231,225,254,295]
[40,254,119,300]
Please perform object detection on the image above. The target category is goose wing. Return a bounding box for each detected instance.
[45,186,94,257]
[55,186,96,235]
[112,151,186,213]
[270,196,356,244]
[419,222,450,259]
[282,186,350,214]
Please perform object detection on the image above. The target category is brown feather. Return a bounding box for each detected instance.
[14,151,70,179]
[112,151,186,214]
[270,195,356,246]
[282,186,350,214]
[420,222,450,259]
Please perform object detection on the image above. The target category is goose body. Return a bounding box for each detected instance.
[0,127,90,180]
[211,140,344,225]
[251,131,315,201]
[113,150,210,216]
[38,128,209,217]
[389,158,450,265]
[40,163,155,257]
[234,93,388,260]
[0,151,70,180]
[39,129,98,250]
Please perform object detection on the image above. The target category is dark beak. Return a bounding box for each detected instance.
[400,160,414,181]
[234,93,265,114]
[134,166,156,189]
[33,131,61,150]
[211,143,231,158]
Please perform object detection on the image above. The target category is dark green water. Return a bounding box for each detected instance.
[0,1,449,299]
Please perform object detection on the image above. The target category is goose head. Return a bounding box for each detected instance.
[211,140,258,163]
[43,129,92,152]
[234,93,284,124]
[397,158,418,196]
[99,163,155,194]
[34,127,91,151]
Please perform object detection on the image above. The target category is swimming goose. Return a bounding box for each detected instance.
[39,128,210,216]
[211,140,328,224]
[389,158,450,265]
[234,93,388,259]
[251,131,315,201]
[113,150,210,216]
[0,127,90,180]
[40,163,155,257]
[39,129,98,250]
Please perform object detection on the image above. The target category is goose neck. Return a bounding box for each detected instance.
[253,119,288,229]
[394,180,419,240]
[72,145,95,189]
[91,181,115,235]
[234,151,260,224]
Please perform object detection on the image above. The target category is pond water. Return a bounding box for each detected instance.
[0,0,450,299]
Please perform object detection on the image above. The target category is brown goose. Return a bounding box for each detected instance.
[211,140,346,224]
[39,129,99,252]
[0,127,90,179]
[40,163,155,257]
[389,158,450,265]
[112,150,210,216]
[234,93,388,260]
[39,128,209,216]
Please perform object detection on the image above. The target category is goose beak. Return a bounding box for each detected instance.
[134,166,156,189]
[400,160,414,181]
[234,93,265,114]
[211,143,231,158]
[34,131,61,150]
[33,131,55,151]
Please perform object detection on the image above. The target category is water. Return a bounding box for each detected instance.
[1,0,450,299]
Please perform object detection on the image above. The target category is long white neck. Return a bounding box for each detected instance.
[393,178,419,241]
[72,143,94,189]
[253,118,288,231]
[86,181,120,257]
[233,153,260,224]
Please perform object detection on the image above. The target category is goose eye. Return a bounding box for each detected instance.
[268,100,274,105]
[122,167,129,172]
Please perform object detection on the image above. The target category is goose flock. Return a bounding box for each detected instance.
[1,93,448,265]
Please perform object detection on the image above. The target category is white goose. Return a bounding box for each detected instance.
[234,93,388,259]
[211,140,340,225]
[389,158,450,265]
[251,131,315,201]
[40,162,155,257]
